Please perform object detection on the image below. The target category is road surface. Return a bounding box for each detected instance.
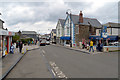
[6,45,118,78]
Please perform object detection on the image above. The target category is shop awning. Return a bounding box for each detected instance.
[107,36,118,41]
[60,36,71,40]
[89,35,118,41]
[89,36,101,40]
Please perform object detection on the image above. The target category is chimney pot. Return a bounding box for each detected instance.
[79,11,83,23]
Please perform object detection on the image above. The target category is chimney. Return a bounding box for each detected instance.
[79,11,83,23]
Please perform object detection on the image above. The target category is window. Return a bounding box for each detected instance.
[89,26,92,32]
[99,30,101,35]
[76,25,79,34]
[67,27,69,35]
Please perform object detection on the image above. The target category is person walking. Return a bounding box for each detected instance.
[19,41,23,53]
[89,40,94,52]
[16,40,19,48]
[28,40,30,46]
[10,43,14,54]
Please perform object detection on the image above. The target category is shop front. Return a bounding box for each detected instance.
[0,29,15,57]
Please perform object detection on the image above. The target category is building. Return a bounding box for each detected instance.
[0,19,15,57]
[104,22,120,37]
[61,11,102,47]
[74,11,102,46]
[56,19,65,45]
[91,22,120,42]
[40,34,50,40]
[21,31,37,40]
[50,29,56,44]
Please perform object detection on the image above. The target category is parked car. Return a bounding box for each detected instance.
[46,41,50,45]
[40,40,46,46]
[109,42,120,46]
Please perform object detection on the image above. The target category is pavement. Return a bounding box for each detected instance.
[53,44,104,54]
[2,44,39,79]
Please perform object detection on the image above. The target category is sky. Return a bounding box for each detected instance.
[0,0,119,34]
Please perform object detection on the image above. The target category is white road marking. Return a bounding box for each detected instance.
[51,69,56,76]
[42,49,45,56]
[49,61,67,79]
[42,50,45,53]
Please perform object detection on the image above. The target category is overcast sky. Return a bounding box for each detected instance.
[0,0,119,34]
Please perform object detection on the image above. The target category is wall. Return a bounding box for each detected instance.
[96,29,101,36]
[51,31,56,43]
[0,21,3,29]
[56,21,62,38]
[64,16,70,37]
[103,46,120,52]
[97,28,120,36]
[22,34,37,40]
[75,25,89,46]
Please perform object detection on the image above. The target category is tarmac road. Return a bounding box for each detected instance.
[40,45,118,78]
[6,48,52,78]
[5,45,118,78]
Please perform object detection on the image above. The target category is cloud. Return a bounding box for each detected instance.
[118,1,120,23]
[0,0,119,34]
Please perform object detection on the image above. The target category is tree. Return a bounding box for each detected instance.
[12,35,20,43]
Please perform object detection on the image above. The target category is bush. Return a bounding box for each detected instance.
[21,38,33,44]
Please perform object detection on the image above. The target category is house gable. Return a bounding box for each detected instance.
[64,15,74,37]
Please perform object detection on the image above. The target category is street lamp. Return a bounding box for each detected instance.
[66,9,72,47]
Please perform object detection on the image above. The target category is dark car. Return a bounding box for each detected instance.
[40,40,46,46]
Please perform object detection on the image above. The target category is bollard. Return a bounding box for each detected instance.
[26,47,28,51]
[107,48,109,52]
[22,49,24,54]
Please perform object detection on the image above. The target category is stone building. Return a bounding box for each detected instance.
[74,11,102,46]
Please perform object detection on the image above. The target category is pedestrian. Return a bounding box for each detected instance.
[19,41,23,53]
[28,40,30,46]
[10,43,14,54]
[89,40,94,52]
[97,40,101,51]
[82,39,85,49]
[16,40,19,48]
[100,42,103,52]
[32,41,33,44]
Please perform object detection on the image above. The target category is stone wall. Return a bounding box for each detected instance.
[75,25,89,46]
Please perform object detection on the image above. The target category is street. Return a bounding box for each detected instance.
[5,45,118,79]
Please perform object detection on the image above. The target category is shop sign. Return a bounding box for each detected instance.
[101,26,108,38]
[0,29,8,35]
[9,32,12,35]
[8,31,15,36]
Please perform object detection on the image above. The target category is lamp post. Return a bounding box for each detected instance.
[66,9,72,47]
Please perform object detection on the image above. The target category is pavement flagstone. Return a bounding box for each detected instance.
[2,44,39,79]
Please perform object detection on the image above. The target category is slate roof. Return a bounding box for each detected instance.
[70,14,102,28]
[59,19,65,27]
[104,22,120,28]
[22,31,37,34]
[52,29,56,34]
